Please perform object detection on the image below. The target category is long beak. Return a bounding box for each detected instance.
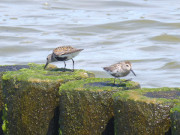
[130,69,136,76]
[44,62,49,69]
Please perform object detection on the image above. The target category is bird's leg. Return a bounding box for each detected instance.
[114,77,116,85]
[71,58,74,72]
[63,61,66,72]
[118,78,121,84]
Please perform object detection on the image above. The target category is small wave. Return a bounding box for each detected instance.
[71,19,162,33]
[131,58,169,63]
[0,26,41,33]
[165,23,180,28]
[161,62,180,69]
[139,46,164,51]
[150,33,180,42]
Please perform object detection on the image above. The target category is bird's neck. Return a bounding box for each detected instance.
[51,54,58,62]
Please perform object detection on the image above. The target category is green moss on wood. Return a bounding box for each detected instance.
[59,78,140,135]
[2,64,94,135]
[0,64,33,135]
[113,87,180,135]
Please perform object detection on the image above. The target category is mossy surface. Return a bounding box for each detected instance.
[60,78,140,92]
[0,64,30,109]
[0,73,4,111]
[170,104,180,135]
[113,87,180,104]
[171,104,180,113]
[59,78,140,135]
[3,63,94,83]
[0,72,5,135]
[113,87,180,135]
[2,63,94,135]
[0,64,31,135]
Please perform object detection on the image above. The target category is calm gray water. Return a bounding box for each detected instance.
[0,0,180,88]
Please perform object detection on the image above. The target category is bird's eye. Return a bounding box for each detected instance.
[126,64,129,67]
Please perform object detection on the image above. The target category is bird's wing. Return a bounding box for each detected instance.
[53,48,83,56]
[103,65,115,72]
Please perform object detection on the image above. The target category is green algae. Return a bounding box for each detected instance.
[59,78,140,135]
[0,73,4,111]
[0,64,33,135]
[2,63,94,135]
[2,104,8,134]
[113,87,180,135]
[171,104,180,113]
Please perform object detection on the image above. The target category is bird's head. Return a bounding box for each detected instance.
[44,54,52,69]
[124,61,136,76]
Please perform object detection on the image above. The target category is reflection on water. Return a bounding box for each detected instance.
[0,0,180,88]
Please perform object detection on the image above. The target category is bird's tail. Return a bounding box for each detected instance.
[103,67,109,71]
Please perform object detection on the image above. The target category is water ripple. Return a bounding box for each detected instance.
[150,33,180,42]
[161,62,180,69]
[0,0,180,88]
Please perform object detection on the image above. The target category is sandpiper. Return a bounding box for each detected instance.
[103,61,136,84]
[44,46,83,71]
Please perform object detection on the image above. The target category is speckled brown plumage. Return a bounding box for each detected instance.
[44,46,83,71]
[53,46,83,56]
[103,61,136,84]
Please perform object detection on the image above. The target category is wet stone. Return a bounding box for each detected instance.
[144,91,180,99]
[49,68,73,72]
[84,81,129,88]
[0,65,29,72]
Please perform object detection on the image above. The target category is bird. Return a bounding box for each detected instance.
[44,46,83,71]
[103,61,136,84]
